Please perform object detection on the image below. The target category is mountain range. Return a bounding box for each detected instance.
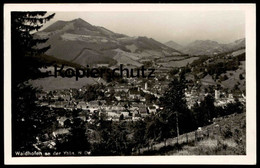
[35,18,182,67]
[36,18,245,67]
[165,38,245,56]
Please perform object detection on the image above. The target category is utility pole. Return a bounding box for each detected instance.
[176,111,179,144]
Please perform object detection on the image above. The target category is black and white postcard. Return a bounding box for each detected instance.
[3,4,256,165]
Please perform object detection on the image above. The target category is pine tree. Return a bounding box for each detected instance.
[11,12,55,155]
[11,12,55,84]
[200,94,216,122]
[159,74,195,138]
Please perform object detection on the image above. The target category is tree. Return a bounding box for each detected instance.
[112,122,132,155]
[64,119,71,128]
[56,113,91,154]
[92,120,132,156]
[239,73,245,80]
[224,99,244,115]
[159,74,195,139]
[11,12,55,154]
[199,94,216,124]
[223,74,229,80]
[12,84,60,154]
[132,119,147,153]
[12,83,39,152]
[156,117,171,147]
[119,114,124,121]
[145,114,160,141]
[192,101,210,127]
[11,12,55,84]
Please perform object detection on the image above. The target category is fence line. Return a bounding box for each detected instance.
[136,124,221,154]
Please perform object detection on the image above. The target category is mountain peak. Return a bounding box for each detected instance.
[75,18,84,21]
[71,18,86,23]
[42,18,94,32]
[190,40,219,46]
[70,18,93,28]
[164,41,183,50]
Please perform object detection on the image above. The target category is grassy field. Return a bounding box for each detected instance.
[157,56,190,62]
[113,49,143,67]
[139,112,246,155]
[158,57,199,68]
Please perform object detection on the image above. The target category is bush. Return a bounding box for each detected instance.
[239,74,245,80]
[221,126,233,139]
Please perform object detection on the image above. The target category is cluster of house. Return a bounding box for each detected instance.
[185,87,205,109]
[112,86,146,102]
[213,90,246,107]
[51,100,159,124]
[185,86,246,109]
[35,81,162,123]
[36,90,77,111]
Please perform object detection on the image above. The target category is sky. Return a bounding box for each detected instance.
[41,11,245,46]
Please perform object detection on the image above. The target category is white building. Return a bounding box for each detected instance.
[215,90,220,100]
